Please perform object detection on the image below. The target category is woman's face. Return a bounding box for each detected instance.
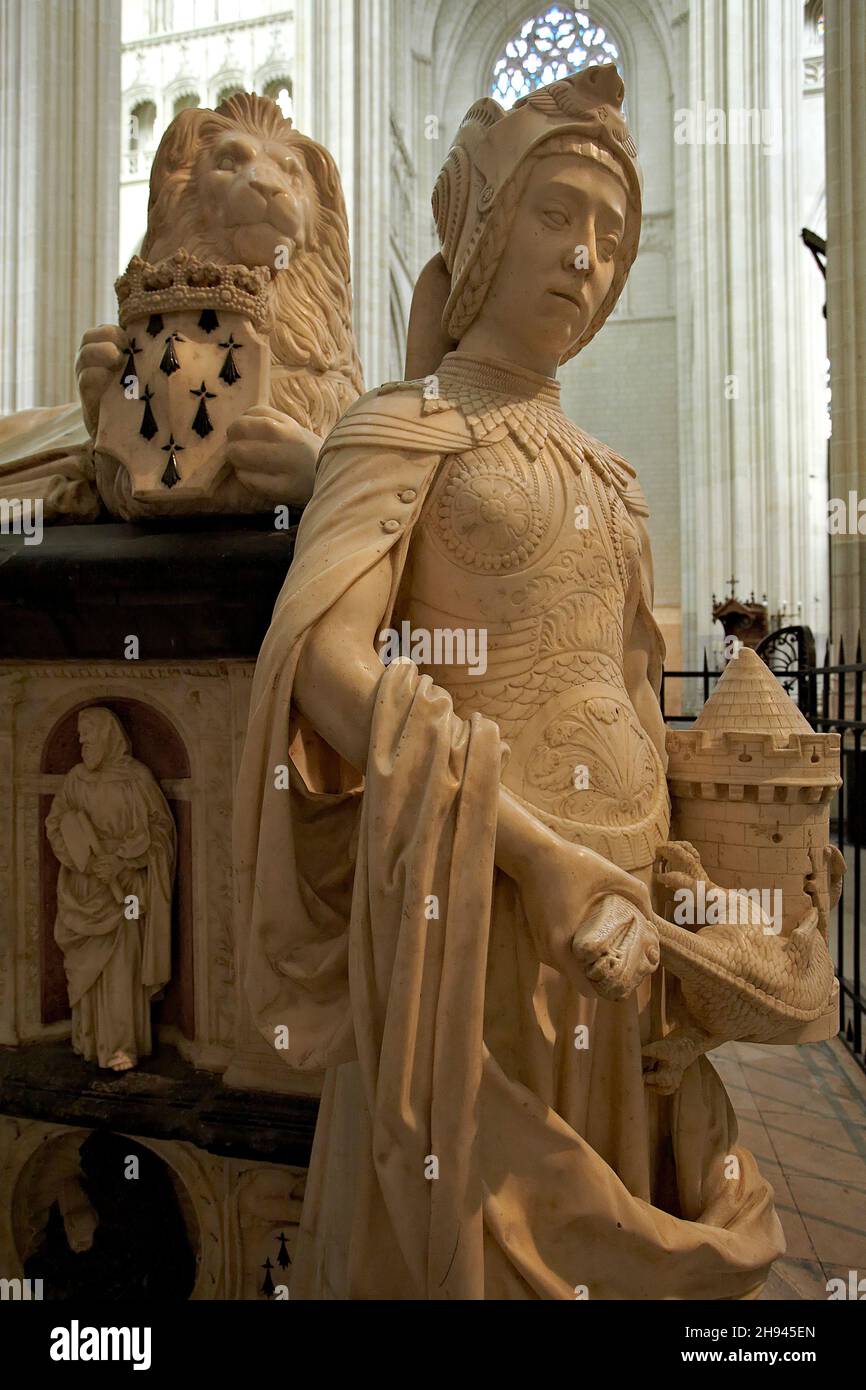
[470,154,628,369]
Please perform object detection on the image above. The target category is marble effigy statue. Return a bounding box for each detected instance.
[235,66,837,1299]
[0,93,362,521]
[46,708,176,1072]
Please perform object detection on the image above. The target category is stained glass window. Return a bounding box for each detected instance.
[491,6,621,110]
[804,0,824,38]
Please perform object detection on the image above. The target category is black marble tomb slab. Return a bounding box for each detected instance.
[0,515,300,661]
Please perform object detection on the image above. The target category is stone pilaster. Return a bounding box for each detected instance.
[672,0,822,665]
[294,0,391,388]
[824,0,866,651]
[0,0,121,412]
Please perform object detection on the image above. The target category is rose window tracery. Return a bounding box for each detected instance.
[491,6,621,111]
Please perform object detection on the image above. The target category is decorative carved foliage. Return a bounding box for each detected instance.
[526,695,662,827]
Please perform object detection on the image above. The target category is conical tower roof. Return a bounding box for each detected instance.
[694,647,813,737]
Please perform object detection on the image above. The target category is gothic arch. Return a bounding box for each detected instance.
[424,0,674,151]
[123,85,159,121]
[164,77,201,117]
[256,63,294,96]
[210,70,248,108]
[120,1133,223,1299]
[482,4,632,114]
[804,0,824,36]
[40,697,189,778]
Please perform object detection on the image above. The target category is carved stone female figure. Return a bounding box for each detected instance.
[236,67,785,1298]
[46,708,175,1071]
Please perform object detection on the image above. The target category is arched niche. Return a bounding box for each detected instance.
[129,98,157,152]
[39,699,194,1046]
[216,83,245,106]
[173,90,200,115]
[40,697,190,778]
[15,1129,200,1300]
[262,75,294,120]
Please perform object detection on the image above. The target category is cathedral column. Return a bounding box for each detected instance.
[294,0,391,388]
[824,0,866,651]
[671,0,821,666]
[0,0,121,412]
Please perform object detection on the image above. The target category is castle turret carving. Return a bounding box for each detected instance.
[666,648,844,940]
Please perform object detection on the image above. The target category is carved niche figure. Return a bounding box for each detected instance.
[46,708,176,1071]
[235,67,810,1299]
[0,94,362,520]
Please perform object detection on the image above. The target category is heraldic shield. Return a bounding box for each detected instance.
[97,252,272,502]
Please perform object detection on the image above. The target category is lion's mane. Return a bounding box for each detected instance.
[140,93,363,437]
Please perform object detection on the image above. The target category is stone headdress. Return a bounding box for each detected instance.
[429,63,642,363]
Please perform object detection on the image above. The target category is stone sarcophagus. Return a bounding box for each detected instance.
[0,515,319,1302]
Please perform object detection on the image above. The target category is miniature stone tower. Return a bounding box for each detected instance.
[666,648,843,941]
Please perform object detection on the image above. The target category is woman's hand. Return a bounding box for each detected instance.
[516,833,659,1000]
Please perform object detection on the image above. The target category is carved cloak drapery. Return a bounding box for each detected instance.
[46,711,175,1066]
[234,385,785,1299]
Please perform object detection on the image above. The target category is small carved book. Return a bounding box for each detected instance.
[60,811,99,873]
[59,812,123,904]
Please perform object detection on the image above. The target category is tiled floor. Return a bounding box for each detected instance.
[712,1037,866,1300]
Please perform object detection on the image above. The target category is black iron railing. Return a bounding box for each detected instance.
[660,635,865,1076]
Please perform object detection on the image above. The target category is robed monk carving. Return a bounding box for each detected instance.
[235,66,838,1299]
[46,708,176,1072]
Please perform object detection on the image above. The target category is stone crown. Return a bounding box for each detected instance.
[115,251,272,333]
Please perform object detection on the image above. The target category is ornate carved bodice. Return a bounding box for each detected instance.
[397,353,669,869]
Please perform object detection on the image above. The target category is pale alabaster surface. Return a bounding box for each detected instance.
[46,708,175,1072]
[0,93,363,520]
[233,67,835,1299]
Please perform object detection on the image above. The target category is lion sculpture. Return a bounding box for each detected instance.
[0,94,363,520]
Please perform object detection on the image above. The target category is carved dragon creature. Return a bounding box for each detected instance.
[578,840,841,1096]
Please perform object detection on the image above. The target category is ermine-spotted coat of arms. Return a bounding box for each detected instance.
[96,252,271,502]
